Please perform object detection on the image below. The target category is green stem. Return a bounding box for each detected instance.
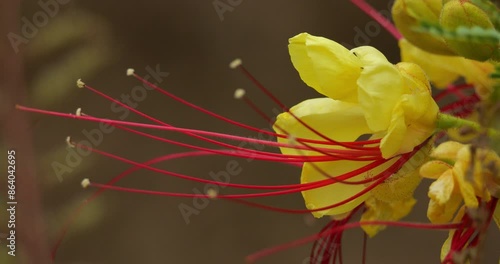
[436,113,499,138]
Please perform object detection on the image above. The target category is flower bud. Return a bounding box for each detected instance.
[440,0,496,61]
[392,0,455,55]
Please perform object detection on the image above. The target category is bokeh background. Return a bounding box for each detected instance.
[1,0,499,263]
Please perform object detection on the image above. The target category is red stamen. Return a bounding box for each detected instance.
[74,141,388,193]
[233,62,381,149]
[16,105,381,159]
[434,84,475,102]
[350,0,402,40]
[246,220,463,263]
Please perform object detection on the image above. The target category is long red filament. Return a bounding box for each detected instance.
[350,0,402,40]
[246,221,464,263]
[235,64,380,149]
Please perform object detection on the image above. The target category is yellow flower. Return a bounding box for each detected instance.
[275,33,438,218]
[420,141,500,223]
[286,32,439,158]
[399,38,495,98]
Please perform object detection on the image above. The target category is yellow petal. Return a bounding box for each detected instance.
[420,160,452,179]
[441,206,466,261]
[355,46,404,131]
[372,141,432,202]
[301,158,397,218]
[273,98,372,156]
[380,102,407,158]
[396,61,431,93]
[361,196,417,237]
[460,59,495,99]
[427,170,463,223]
[431,141,465,161]
[380,92,438,158]
[288,33,361,102]
[399,38,460,88]
[453,147,479,208]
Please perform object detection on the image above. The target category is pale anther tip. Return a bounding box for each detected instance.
[76,79,85,88]
[207,188,218,199]
[81,178,91,189]
[229,58,242,69]
[75,108,82,116]
[66,136,75,148]
[126,68,135,76]
[234,88,246,99]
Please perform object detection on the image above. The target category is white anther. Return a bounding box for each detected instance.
[75,108,82,116]
[234,88,246,99]
[126,68,135,76]
[206,188,218,199]
[229,58,242,69]
[66,136,75,148]
[76,79,85,88]
[81,178,91,188]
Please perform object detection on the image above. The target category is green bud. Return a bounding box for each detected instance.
[392,0,455,55]
[440,0,497,61]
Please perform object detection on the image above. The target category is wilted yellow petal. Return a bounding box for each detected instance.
[373,141,432,202]
[361,196,416,237]
[288,33,362,102]
[273,98,372,156]
[427,170,463,223]
[453,147,479,208]
[420,160,452,179]
[431,141,464,161]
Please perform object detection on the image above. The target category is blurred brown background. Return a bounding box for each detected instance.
[1,0,499,263]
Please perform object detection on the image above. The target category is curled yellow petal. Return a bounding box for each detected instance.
[288,33,361,102]
[420,160,452,179]
[361,196,417,237]
[431,141,464,161]
[380,92,438,158]
[373,141,432,202]
[427,170,463,223]
[453,147,479,208]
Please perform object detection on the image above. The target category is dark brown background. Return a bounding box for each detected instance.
[2,0,499,263]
